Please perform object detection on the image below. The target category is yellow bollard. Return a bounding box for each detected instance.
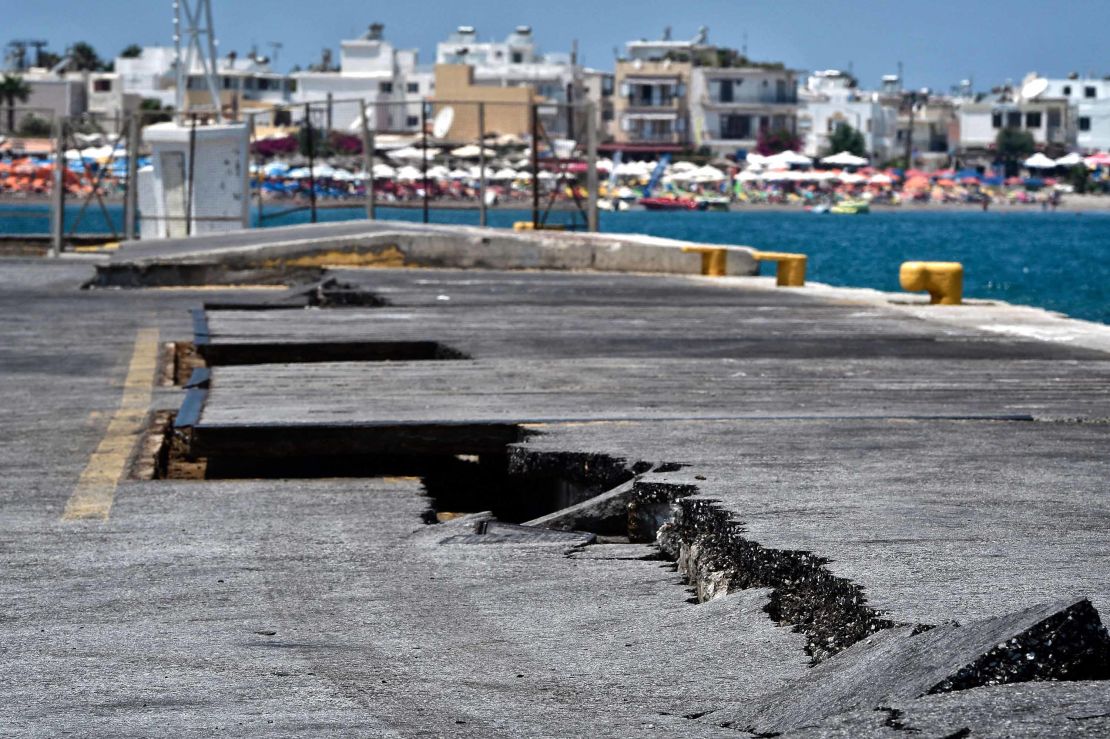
[681,246,728,277]
[513,221,566,231]
[899,261,963,305]
[754,251,807,287]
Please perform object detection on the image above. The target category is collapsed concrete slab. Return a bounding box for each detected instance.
[712,598,1110,734]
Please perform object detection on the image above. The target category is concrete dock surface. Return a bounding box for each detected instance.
[3,224,1110,737]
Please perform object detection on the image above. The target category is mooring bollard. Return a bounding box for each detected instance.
[754,251,807,287]
[899,261,963,305]
[681,246,728,277]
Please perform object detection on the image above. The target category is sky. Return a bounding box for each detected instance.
[6,0,1109,92]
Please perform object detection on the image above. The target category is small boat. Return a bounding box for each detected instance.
[598,198,630,212]
[640,197,708,211]
[811,203,831,214]
[696,195,731,211]
[830,200,870,215]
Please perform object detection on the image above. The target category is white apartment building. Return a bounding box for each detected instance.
[797,70,898,161]
[112,45,293,121]
[436,25,574,105]
[1035,74,1110,152]
[292,23,432,133]
[690,65,799,156]
[956,79,1076,156]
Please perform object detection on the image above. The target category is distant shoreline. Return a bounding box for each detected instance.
[2,193,1110,215]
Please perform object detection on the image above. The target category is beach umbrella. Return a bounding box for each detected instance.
[904,175,930,191]
[1083,152,1110,168]
[689,165,727,183]
[670,160,698,172]
[395,165,424,181]
[371,162,396,178]
[492,167,518,180]
[426,164,451,179]
[449,144,496,158]
[735,170,761,182]
[448,168,471,179]
[869,173,893,184]
[1023,152,1056,169]
[838,172,866,184]
[390,146,441,162]
[330,169,355,181]
[820,151,869,167]
[746,152,768,166]
[765,150,813,168]
[1024,176,1045,189]
[263,161,290,177]
[1054,153,1083,167]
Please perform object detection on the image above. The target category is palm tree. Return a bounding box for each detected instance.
[0,74,32,133]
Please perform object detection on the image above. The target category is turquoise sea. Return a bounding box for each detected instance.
[3,203,1109,324]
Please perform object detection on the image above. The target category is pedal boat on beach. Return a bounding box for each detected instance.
[830,199,871,215]
[640,196,709,211]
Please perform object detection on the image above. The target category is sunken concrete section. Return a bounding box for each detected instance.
[7,249,1110,736]
[91,220,760,287]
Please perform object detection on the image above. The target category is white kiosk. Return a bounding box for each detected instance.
[139,122,250,239]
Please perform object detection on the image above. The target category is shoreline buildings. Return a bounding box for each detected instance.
[3,22,1109,164]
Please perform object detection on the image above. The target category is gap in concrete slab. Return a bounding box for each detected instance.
[197,340,470,366]
[144,418,636,529]
[161,341,205,387]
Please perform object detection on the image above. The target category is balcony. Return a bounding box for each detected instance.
[701,92,798,106]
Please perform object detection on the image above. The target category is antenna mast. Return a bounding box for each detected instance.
[173,0,223,122]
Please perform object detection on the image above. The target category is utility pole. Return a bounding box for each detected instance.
[359,99,375,220]
[421,101,429,224]
[585,102,599,232]
[50,117,65,257]
[124,114,139,241]
[478,102,487,227]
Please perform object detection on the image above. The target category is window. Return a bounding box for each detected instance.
[1006,111,1022,128]
[601,77,614,96]
[1079,116,1091,131]
[379,81,393,93]
[406,115,419,127]
[776,79,786,102]
[1085,86,1097,99]
[602,108,613,121]
[991,112,1003,128]
[511,51,523,64]
[406,82,419,94]
[1063,85,1072,96]
[1047,108,1061,128]
[1025,111,1042,128]
[93,79,112,92]
[718,79,733,103]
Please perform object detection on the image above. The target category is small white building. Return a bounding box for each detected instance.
[797,70,898,162]
[292,23,432,133]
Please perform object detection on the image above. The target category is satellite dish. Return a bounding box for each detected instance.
[1021,78,1049,100]
[432,106,455,139]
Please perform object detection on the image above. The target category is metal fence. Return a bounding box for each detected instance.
[1,97,601,253]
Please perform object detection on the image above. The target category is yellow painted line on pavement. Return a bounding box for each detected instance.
[63,328,160,522]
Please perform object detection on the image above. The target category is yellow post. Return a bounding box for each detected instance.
[513,221,566,231]
[754,251,807,287]
[899,261,963,305]
[681,246,728,277]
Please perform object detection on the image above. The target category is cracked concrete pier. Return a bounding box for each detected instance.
[3,222,1110,736]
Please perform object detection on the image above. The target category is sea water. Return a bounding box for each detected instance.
[3,203,1108,324]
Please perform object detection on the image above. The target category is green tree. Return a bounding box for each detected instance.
[120,44,143,59]
[140,98,172,124]
[17,113,52,137]
[995,127,1035,176]
[0,74,32,132]
[69,42,105,71]
[826,123,867,157]
[1067,164,1092,194]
